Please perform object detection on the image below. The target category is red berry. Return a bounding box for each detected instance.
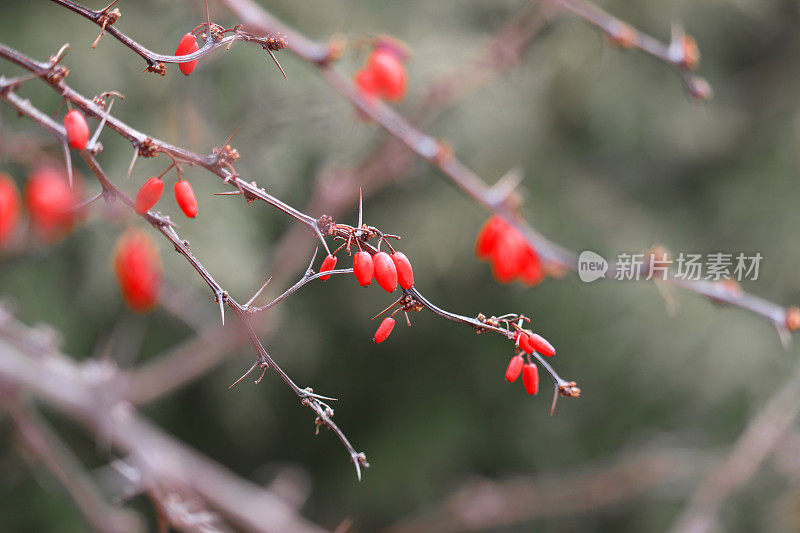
[354,68,379,99]
[319,254,337,281]
[373,251,398,292]
[490,228,526,283]
[368,49,407,101]
[516,331,533,354]
[522,363,539,395]
[520,245,545,287]
[528,333,555,357]
[374,316,395,343]
[176,33,200,76]
[174,180,198,218]
[353,251,374,286]
[135,177,164,215]
[391,251,414,289]
[0,173,20,245]
[505,355,524,383]
[475,216,505,259]
[63,110,90,150]
[114,229,162,312]
[25,167,77,241]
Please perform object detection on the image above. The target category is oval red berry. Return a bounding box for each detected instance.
[391,251,414,289]
[528,333,555,357]
[368,50,407,101]
[373,251,398,292]
[374,317,395,343]
[354,68,379,98]
[475,216,505,259]
[114,229,162,312]
[25,167,77,242]
[174,180,198,218]
[520,245,545,287]
[522,363,539,395]
[64,110,90,150]
[176,33,200,76]
[505,355,524,383]
[0,173,20,245]
[353,251,374,287]
[491,228,526,283]
[516,331,533,354]
[135,177,164,215]
[319,254,337,281]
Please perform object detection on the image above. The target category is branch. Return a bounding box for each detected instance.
[7,401,143,533]
[219,0,797,341]
[669,357,800,533]
[386,446,710,532]
[0,310,325,533]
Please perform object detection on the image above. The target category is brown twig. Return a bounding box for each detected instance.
[219,0,796,342]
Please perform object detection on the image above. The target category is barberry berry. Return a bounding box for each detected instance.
[353,251,374,286]
[175,33,200,76]
[64,110,90,150]
[374,316,395,343]
[135,177,164,215]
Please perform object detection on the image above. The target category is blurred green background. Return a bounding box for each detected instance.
[1,0,800,531]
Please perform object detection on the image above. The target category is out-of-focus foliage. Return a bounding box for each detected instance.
[1,0,799,531]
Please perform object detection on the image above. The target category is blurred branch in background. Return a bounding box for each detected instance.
[0,307,325,532]
[220,0,798,341]
[670,357,800,533]
[8,400,142,533]
[386,446,710,532]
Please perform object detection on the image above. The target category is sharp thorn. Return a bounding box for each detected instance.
[62,140,73,188]
[267,49,287,80]
[228,362,258,389]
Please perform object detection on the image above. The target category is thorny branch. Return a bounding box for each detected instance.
[50,0,288,76]
[219,0,798,343]
[0,313,325,532]
[0,40,577,477]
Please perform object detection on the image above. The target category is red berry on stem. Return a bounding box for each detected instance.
[114,229,162,312]
[354,68,379,99]
[25,167,77,241]
[505,355,524,383]
[516,331,533,354]
[0,173,20,245]
[475,216,505,259]
[174,180,198,218]
[391,251,414,289]
[373,251,398,292]
[368,49,407,101]
[64,110,90,150]
[319,254,337,281]
[528,333,555,357]
[353,251,374,286]
[491,228,526,283]
[135,177,164,215]
[522,363,539,395]
[520,245,545,287]
[374,316,395,343]
[175,33,200,76]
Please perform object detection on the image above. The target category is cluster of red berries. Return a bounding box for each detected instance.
[504,330,556,395]
[175,33,200,76]
[354,41,408,102]
[0,167,81,246]
[318,248,414,343]
[113,228,162,312]
[475,216,545,286]
[135,176,198,218]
